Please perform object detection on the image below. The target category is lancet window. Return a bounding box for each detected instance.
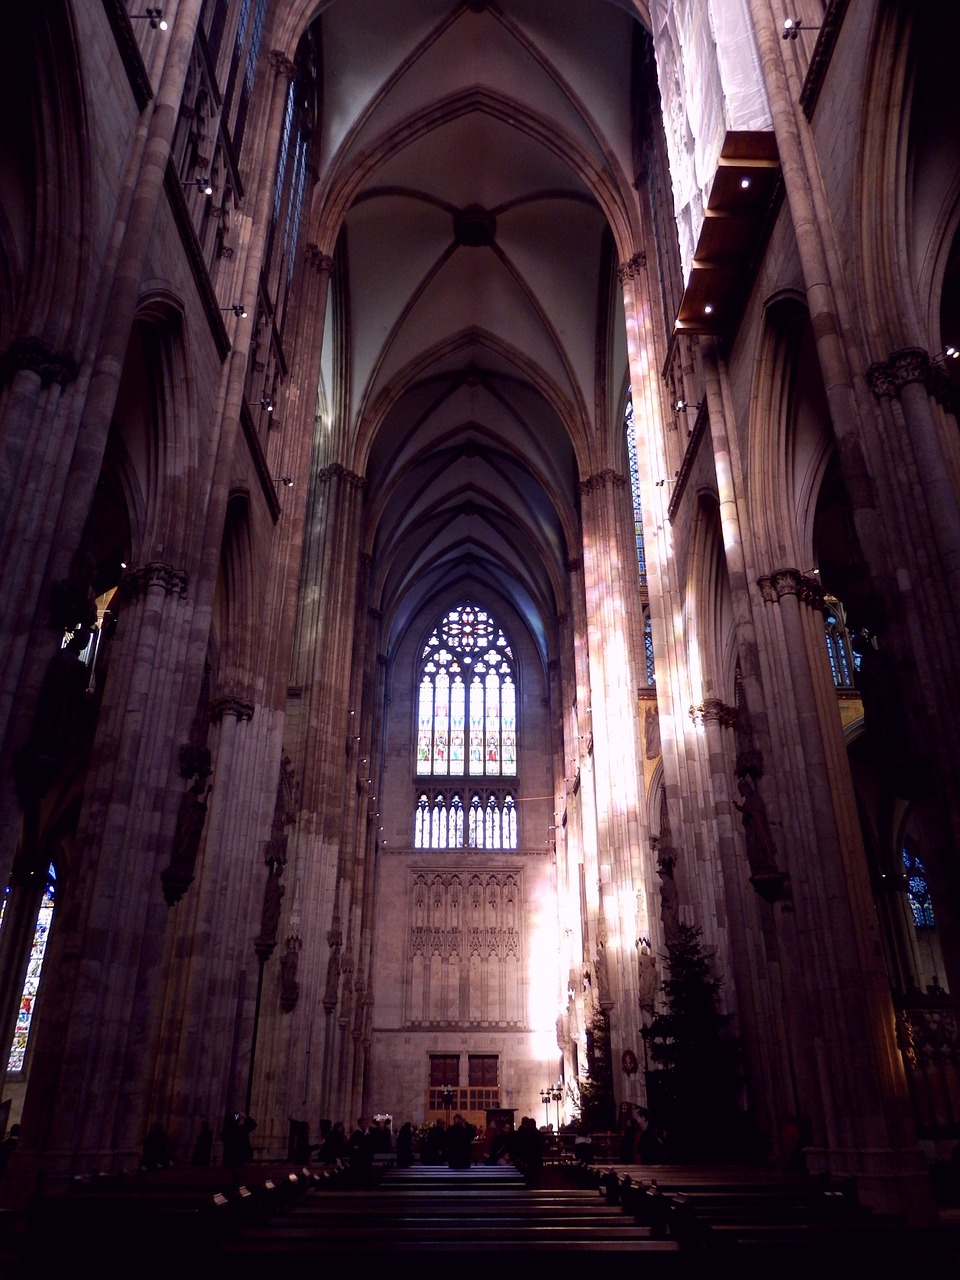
[3,863,56,1074]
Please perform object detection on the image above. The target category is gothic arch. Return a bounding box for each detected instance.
[858,4,960,352]
[212,492,257,702]
[0,4,90,354]
[749,296,833,571]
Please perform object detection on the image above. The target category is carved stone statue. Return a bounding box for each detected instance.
[733,774,779,877]
[657,844,681,946]
[279,937,300,1012]
[637,943,658,1013]
[161,775,212,906]
[255,866,285,957]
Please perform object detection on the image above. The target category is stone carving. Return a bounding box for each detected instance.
[1,336,78,388]
[757,567,824,610]
[579,469,629,495]
[316,462,366,490]
[209,695,255,723]
[616,251,647,283]
[119,562,189,600]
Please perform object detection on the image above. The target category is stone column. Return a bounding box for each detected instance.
[757,566,933,1220]
[577,469,646,1096]
[14,558,200,1178]
[287,461,367,1127]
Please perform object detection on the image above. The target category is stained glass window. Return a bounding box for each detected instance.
[903,848,935,929]
[416,604,516,780]
[7,864,56,1073]
[625,396,647,586]
[822,597,856,689]
[643,610,656,687]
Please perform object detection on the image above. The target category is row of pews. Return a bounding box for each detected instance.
[6,1154,959,1274]
[567,1160,958,1265]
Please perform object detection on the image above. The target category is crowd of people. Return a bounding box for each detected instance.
[136,1109,668,1181]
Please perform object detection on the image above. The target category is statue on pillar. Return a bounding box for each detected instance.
[733,756,789,903]
[637,940,659,1015]
[657,844,681,946]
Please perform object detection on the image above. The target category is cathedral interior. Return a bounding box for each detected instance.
[2,0,960,1231]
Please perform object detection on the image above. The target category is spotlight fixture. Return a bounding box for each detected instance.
[703,303,714,315]
[132,7,167,29]
[221,304,248,318]
[260,396,275,413]
[934,344,959,364]
[675,398,702,413]
[188,177,214,196]
[740,177,751,190]
[279,476,294,488]
[782,17,820,39]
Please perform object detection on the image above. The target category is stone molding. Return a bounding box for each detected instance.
[617,251,647,283]
[317,462,366,490]
[2,337,79,388]
[689,698,737,728]
[209,696,255,723]
[866,346,959,416]
[120,562,189,600]
[579,468,628,495]
[757,567,824,610]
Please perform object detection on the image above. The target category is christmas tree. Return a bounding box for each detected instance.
[641,923,741,1160]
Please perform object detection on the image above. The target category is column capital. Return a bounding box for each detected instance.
[305,244,335,274]
[579,468,628,495]
[757,567,823,609]
[866,346,959,414]
[268,50,298,80]
[689,698,737,728]
[2,337,78,388]
[119,562,189,600]
[617,251,647,283]
[209,695,255,723]
[317,462,366,490]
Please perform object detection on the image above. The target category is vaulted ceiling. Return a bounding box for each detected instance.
[297,0,654,662]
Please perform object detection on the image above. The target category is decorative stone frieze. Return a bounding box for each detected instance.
[757,567,823,610]
[316,462,366,490]
[616,251,647,283]
[120,562,189,600]
[209,696,255,723]
[1,337,78,388]
[689,699,737,728]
